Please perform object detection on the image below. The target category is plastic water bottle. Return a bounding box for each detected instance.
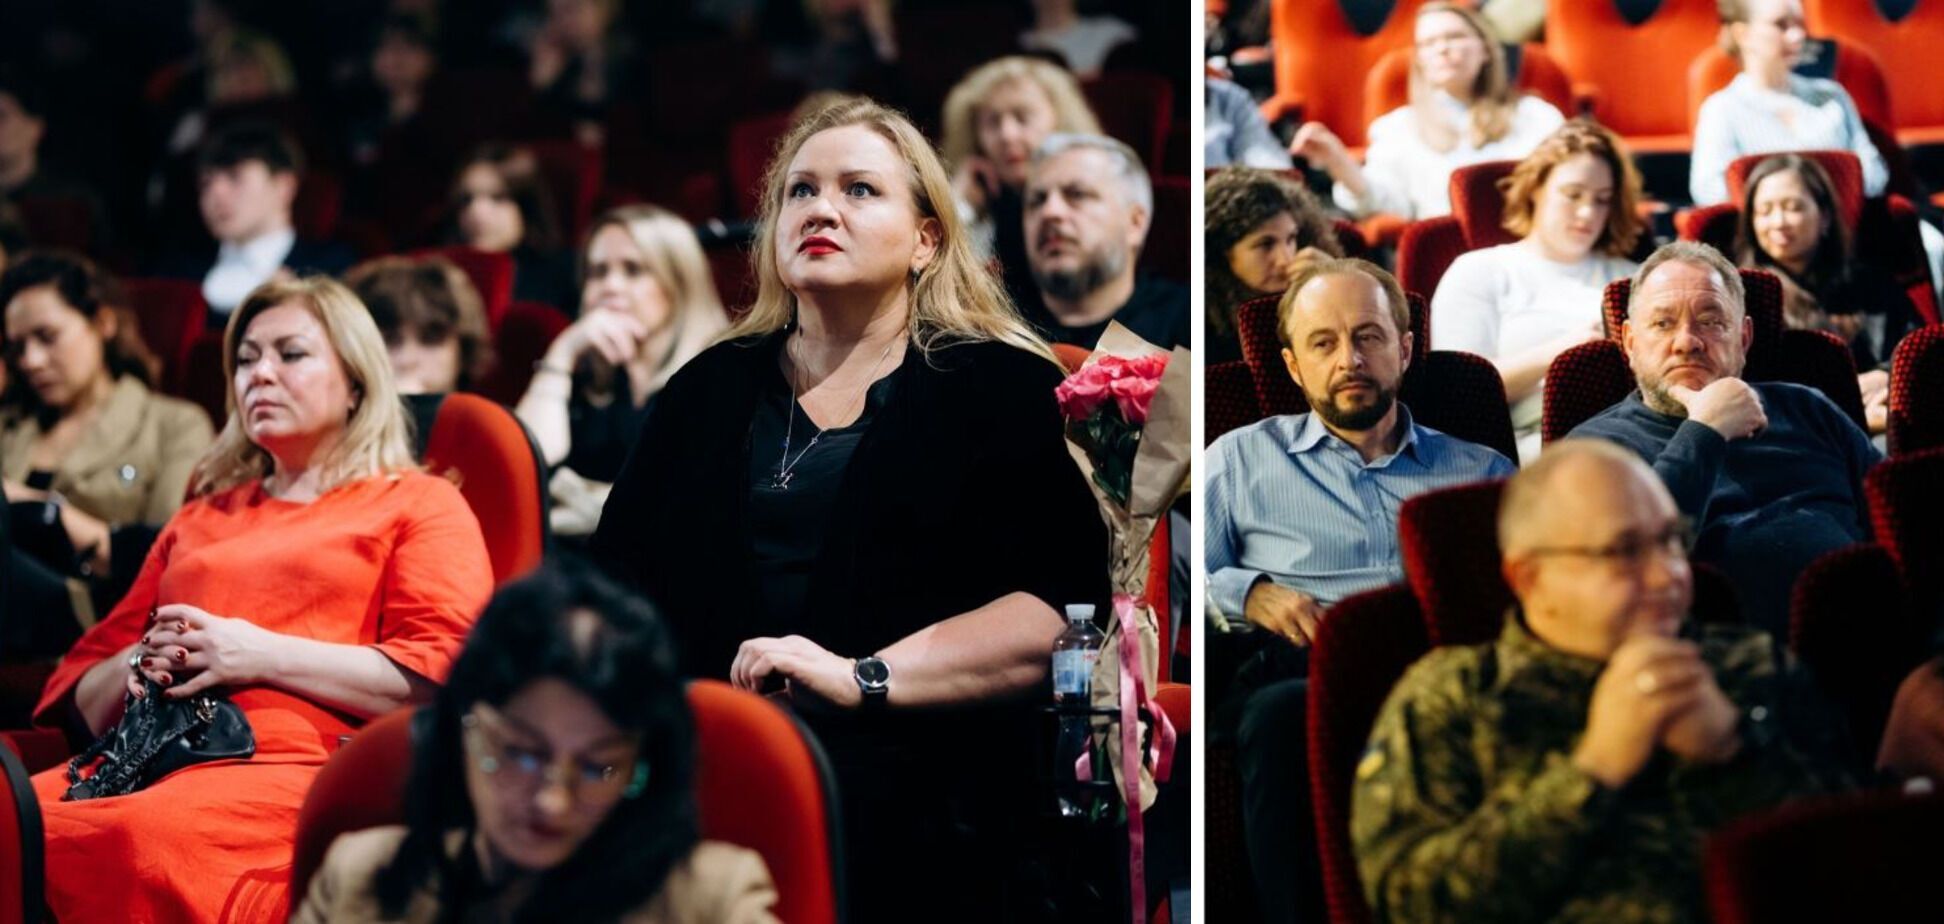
[1053,604,1105,817]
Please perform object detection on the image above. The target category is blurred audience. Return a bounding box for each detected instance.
[444,143,576,312]
[343,14,440,169]
[162,122,353,319]
[941,56,1102,318]
[345,255,494,395]
[0,251,213,652]
[527,0,638,143]
[0,73,113,254]
[1020,0,1136,78]
[294,560,779,923]
[1022,132,1187,349]
[1204,76,1291,171]
[1292,2,1563,221]
[515,204,726,537]
[1432,119,1645,461]
[1203,166,1340,364]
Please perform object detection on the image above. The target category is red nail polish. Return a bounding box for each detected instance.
[173,649,187,663]
[141,635,150,645]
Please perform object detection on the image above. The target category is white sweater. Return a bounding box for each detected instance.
[1334,93,1565,220]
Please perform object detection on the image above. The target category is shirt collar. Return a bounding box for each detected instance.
[216,227,296,270]
[1287,404,1424,463]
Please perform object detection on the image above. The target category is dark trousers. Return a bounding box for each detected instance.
[1238,676,1324,924]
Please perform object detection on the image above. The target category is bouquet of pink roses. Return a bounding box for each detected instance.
[1053,323,1190,924]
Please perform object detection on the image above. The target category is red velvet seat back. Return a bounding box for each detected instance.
[1867,446,1944,604]
[1393,160,1518,306]
[124,277,210,391]
[1306,584,1428,924]
[419,393,547,586]
[1205,360,1263,445]
[1888,324,1944,454]
[1543,0,1719,149]
[1787,542,1922,765]
[1704,788,1944,923]
[1084,72,1173,175]
[1541,338,1635,444]
[414,247,515,330]
[1394,215,1466,312]
[289,681,844,922]
[474,301,571,407]
[0,743,40,924]
[1725,150,1865,232]
[1399,480,1513,647]
[727,110,795,221]
[1397,350,1519,462]
[1140,176,1192,283]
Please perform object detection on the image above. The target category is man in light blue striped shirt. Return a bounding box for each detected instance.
[1207,257,1510,924]
[1205,263,1514,639]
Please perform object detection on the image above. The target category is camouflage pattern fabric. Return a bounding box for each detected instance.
[1353,612,1852,923]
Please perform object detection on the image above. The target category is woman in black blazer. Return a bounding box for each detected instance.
[591,99,1109,922]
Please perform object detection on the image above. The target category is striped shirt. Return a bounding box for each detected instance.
[1205,407,1515,622]
[1689,73,1888,205]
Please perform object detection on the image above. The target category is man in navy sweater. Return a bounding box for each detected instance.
[1570,241,1878,634]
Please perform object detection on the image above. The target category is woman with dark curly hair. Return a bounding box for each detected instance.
[1203,167,1342,364]
[295,560,777,922]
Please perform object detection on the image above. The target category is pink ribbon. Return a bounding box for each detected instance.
[1075,592,1177,922]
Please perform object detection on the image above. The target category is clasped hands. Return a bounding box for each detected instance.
[1573,634,1744,789]
[127,604,281,699]
[730,635,862,710]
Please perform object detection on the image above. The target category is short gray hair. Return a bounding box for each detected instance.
[1031,132,1153,217]
[1625,240,1745,319]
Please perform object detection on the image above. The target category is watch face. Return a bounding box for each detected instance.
[857,657,890,687]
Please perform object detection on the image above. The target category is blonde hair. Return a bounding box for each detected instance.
[1499,119,1646,258]
[940,57,1101,176]
[192,276,417,496]
[581,204,729,394]
[1409,2,1520,153]
[725,98,1057,365]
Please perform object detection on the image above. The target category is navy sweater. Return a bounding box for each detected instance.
[1570,382,1880,633]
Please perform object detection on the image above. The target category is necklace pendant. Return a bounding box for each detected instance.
[772,470,794,490]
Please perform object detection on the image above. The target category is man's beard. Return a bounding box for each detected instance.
[1638,375,1690,418]
[1308,377,1398,431]
[1033,242,1127,304]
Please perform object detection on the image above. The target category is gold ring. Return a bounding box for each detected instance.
[1634,671,1659,694]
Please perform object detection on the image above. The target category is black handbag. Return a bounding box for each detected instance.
[62,676,255,801]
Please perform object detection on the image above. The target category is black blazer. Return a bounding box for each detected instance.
[591,330,1110,684]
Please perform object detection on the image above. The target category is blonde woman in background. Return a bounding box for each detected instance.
[940,55,1101,312]
[1291,1,1563,220]
[515,204,727,535]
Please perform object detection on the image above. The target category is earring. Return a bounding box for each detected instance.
[622,760,650,799]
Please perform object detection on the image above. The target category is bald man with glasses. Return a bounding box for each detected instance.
[1353,440,1852,924]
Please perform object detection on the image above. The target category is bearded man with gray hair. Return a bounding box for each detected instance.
[1020,132,1189,349]
[1568,240,1879,634]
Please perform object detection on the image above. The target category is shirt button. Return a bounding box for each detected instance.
[1750,705,1769,723]
[119,464,139,483]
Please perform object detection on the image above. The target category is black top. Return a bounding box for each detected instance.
[565,371,652,484]
[989,186,1043,321]
[510,245,577,314]
[746,359,897,632]
[1804,260,1919,371]
[1023,273,1193,351]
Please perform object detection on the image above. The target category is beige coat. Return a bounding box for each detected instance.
[0,375,213,526]
[293,827,781,924]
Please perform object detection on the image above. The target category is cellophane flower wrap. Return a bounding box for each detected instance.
[1053,323,1190,924]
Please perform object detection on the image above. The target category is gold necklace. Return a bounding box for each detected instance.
[773,331,899,490]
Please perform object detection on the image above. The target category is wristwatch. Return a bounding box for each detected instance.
[853,656,890,711]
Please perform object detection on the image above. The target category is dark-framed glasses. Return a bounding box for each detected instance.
[461,705,648,801]
[1523,518,1695,569]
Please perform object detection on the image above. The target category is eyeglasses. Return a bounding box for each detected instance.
[461,705,647,801]
[1523,519,1695,570]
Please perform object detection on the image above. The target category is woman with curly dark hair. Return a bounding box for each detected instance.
[295,560,778,922]
[1204,167,1342,364]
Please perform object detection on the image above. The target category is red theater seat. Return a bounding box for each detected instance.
[1084,71,1174,175]
[414,247,515,330]
[1205,360,1263,445]
[0,743,41,924]
[123,277,210,388]
[1140,176,1191,284]
[1544,0,1719,152]
[474,300,571,407]
[1805,0,1944,145]
[1705,788,1944,923]
[1261,0,1432,147]
[1887,324,1944,455]
[411,393,547,586]
[1394,160,1519,309]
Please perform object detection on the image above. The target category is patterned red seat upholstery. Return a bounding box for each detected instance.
[1787,542,1921,765]
[1205,360,1264,446]
[1704,788,1944,924]
[1394,160,1521,312]
[1398,351,1518,463]
[1306,584,1427,924]
[1399,480,1512,647]
[1887,324,1944,455]
[1541,339,1635,445]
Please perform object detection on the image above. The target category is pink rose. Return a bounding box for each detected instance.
[1056,369,1112,420]
[1127,353,1170,381]
[1109,374,1160,424]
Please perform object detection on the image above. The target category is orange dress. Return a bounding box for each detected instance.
[29,472,493,923]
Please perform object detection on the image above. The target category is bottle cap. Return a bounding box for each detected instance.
[1065,604,1096,621]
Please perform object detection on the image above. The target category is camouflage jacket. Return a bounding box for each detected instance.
[1353,614,1852,924]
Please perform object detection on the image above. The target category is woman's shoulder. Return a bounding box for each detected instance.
[924,337,1067,393]
[1365,105,1418,145]
[1790,73,1856,107]
[1510,94,1564,125]
[633,840,778,924]
[657,333,776,398]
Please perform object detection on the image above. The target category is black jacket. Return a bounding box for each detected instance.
[591,329,1109,681]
